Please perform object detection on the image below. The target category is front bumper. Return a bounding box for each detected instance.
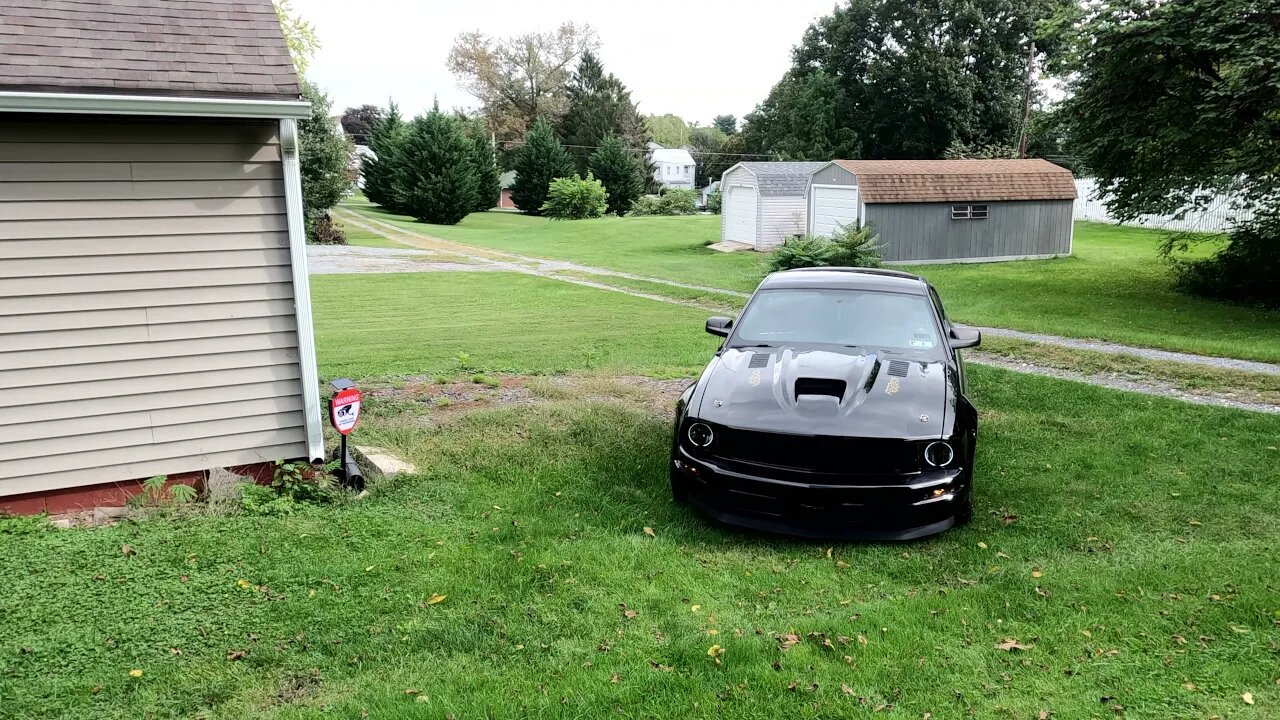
[673,446,966,541]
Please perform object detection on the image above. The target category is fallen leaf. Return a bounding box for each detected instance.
[609,673,620,683]
[403,688,421,695]
[647,660,673,672]
[826,547,833,559]
[364,565,375,572]
[1243,692,1254,705]
[778,633,801,651]
[1038,711,1051,720]
[1188,519,1202,527]
[977,542,988,549]
[787,680,798,692]
[129,669,143,678]
[425,593,447,605]
[836,560,850,568]
[1032,570,1044,578]
[690,604,701,613]
[707,644,724,664]
[236,578,252,590]
[858,634,868,647]
[995,639,1032,651]
[643,527,656,538]
[226,649,247,661]
[841,683,855,696]
[121,544,136,556]
[1182,682,1198,691]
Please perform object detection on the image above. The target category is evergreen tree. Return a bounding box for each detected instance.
[397,107,478,225]
[362,101,407,212]
[588,133,644,215]
[712,114,738,135]
[557,51,651,174]
[464,120,502,212]
[510,118,574,215]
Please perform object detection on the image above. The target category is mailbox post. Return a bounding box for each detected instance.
[328,378,364,487]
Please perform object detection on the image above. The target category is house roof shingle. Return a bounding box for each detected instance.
[737,162,826,196]
[0,0,300,100]
[831,159,1077,204]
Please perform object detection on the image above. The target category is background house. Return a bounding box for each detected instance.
[648,142,696,190]
[0,0,321,514]
[720,162,827,250]
[806,159,1077,263]
[498,170,518,209]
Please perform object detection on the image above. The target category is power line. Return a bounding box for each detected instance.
[491,137,768,158]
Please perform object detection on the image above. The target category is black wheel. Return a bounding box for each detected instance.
[954,487,973,526]
[670,464,690,504]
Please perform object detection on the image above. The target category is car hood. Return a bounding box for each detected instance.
[693,346,951,439]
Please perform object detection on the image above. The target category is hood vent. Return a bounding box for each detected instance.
[887,360,909,377]
[795,378,847,400]
[748,353,769,368]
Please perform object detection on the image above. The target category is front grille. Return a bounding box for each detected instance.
[709,426,919,477]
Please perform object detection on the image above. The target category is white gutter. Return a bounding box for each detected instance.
[0,90,310,119]
[279,118,326,462]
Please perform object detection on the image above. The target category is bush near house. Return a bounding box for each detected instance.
[541,173,608,220]
[705,189,722,214]
[766,224,884,272]
[628,188,698,217]
[299,81,354,243]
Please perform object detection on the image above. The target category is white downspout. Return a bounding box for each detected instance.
[278,118,325,462]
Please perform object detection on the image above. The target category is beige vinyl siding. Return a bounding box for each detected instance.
[757,195,808,251]
[0,115,308,497]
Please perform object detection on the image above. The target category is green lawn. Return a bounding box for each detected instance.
[3,371,1278,717]
[344,203,1280,362]
[311,272,721,380]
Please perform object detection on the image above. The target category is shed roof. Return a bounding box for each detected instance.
[830,159,1076,203]
[0,0,300,100]
[737,162,827,196]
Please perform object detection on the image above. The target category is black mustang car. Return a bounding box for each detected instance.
[670,267,980,540]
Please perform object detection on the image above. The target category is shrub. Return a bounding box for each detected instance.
[1168,216,1280,308]
[306,212,346,245]
[627,188,699,216]
[541,173,608,219]
[766,223,883,273]
[271,459,339,504]
[706,189,722,214]
[299,81,353,241]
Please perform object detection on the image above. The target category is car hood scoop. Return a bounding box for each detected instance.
[696,347,950,439]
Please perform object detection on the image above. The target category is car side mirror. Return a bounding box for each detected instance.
[705,316,733,337]
[949,325,981,349]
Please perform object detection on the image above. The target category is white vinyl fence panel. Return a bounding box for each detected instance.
[1073,178,1252,233]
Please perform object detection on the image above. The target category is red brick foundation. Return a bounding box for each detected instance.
[0,462,276,516]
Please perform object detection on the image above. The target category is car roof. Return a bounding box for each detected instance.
[759,267,929,295]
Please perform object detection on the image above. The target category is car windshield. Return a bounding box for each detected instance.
[730,288,942,355]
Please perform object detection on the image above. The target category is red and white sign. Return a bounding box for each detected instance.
[330,387,362,435]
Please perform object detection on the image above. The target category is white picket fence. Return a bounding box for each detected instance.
[1073,178,1251,233]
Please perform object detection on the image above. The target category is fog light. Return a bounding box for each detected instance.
[924,441,954,467]
[687,422,714,448]
[931,488,946,498]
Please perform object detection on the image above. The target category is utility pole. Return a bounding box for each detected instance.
[1017,40,1036,158]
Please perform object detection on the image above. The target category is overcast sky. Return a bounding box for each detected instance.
[298,0,839,123]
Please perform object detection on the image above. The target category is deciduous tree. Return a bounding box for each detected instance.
[340,104,382,144]
[273,0,319,74]
[299,81,352,241]
[1056,0,1280,306]
[447,23,599,144]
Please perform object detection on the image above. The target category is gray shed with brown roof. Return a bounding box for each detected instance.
[0,0,323,513]
[807,159,1078,263]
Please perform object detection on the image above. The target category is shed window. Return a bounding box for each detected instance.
[951,204,989,220]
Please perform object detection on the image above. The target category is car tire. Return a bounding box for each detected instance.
[954,488,973,526]
[670,465,690,505]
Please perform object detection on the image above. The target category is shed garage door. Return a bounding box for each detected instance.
[0,116,309,497]
[724,184,757,245]
[810,186,860,237]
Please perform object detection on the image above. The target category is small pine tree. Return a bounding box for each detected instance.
[362,101,406,211]
[397,108,478,225]
[588,133,644,215]
[466,122,501,212]
[510,117,574,215]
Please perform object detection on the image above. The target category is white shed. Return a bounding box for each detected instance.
[720,162,826,251]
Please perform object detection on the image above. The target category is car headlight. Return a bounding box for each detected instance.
[923,441,954,468]
[687,422,715,448]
